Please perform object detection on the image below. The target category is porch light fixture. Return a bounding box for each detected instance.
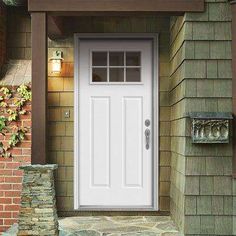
[50,50,64,74]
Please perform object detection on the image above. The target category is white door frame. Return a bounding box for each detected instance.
[74,33,159,211]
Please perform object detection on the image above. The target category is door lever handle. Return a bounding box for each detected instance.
[145,128,150,150]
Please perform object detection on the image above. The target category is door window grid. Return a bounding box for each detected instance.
[92,51,141,83]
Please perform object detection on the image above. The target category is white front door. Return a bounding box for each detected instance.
[76,38,154,208]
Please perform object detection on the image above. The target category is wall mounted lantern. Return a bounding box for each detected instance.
[50,51,64,74]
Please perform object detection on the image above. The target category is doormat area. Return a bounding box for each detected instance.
[59,216,181,236]
[3,216,182,236]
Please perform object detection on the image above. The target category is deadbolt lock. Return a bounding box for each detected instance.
[145,119,151,127]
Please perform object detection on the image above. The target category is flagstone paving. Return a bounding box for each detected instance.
[59,216,182,236]
[3,216,182,236]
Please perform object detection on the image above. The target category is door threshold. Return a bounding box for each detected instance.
[75,206,158,211]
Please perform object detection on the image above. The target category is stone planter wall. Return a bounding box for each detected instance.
[17,164,58,236]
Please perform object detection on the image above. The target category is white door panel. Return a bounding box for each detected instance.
[123,97,143,187]
[78,39,153,207]
[90,97,110,187]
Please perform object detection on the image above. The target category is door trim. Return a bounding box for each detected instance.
[74,33,159,211]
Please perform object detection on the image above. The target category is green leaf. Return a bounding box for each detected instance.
[0,102,8,108]
[19,109,26,115]
[0,116,7,133]
[7,109,18,122]
[14,98,25,108]
[0,87,12,99]
[17,85,31,101]
[8,128,26,148]
[0,84,30,158]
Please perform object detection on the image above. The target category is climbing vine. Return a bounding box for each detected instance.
[0,84,31,158]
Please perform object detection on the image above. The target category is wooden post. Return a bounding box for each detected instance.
[31,13,48,164]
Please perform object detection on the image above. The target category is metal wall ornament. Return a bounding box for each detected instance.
[189,112,233,144]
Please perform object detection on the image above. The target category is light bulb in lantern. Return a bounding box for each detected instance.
[50,51,64,74]
[51,59,62,73]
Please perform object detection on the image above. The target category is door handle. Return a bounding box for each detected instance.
[145,128,150,150]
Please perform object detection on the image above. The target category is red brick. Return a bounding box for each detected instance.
[23,120,31,127]
[0,177,5,182]
[22,149,31,155]
[0,184,12,190]
[0,219,3,225]
[0,163,5,168]
[24,134,31,140]
[12,170,23,176]
[19,142,31,148]
[0,157,10,162]
[0,226,9,232]
[0,170,12,176]
[13,197,21,204]
[8,121,22,127]
[0,198,12,204]
[5,177,22,183]
[13,184,22,190]
[19,113,31,120]
[24,156,31,162]
[4,204,20,211]
[4,134,12,139]
[13,157,30,163]
[12,211,19,218]
[0,212,11,218]
[1,141,9,147]
[5,162,21,169]
[4,219,17,225]
[5,191,21,197]
[10,148,22,155]
[24,104,31,111]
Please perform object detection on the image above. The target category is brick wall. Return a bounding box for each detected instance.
[0,2,6,68]
[0,86,31,233]
[170,1,235,235]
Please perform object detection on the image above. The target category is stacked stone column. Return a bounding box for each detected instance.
[17,165,58,236]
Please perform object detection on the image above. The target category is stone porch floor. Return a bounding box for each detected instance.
[59,216,182,236]
[3,216,182,236]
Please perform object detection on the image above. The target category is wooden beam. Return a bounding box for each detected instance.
[31,12,47,164]
[28,0,205,13]
[230,1,236,178]
[48,16,65,40]
[50,12,184,17]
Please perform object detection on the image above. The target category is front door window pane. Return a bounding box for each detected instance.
[126,52,141,66]
[91,51,142,83]
[110,68,124,82]
[92,52,107,66]
[126,68,141,82]
[92,68,107,82]
[110,52,124,66]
